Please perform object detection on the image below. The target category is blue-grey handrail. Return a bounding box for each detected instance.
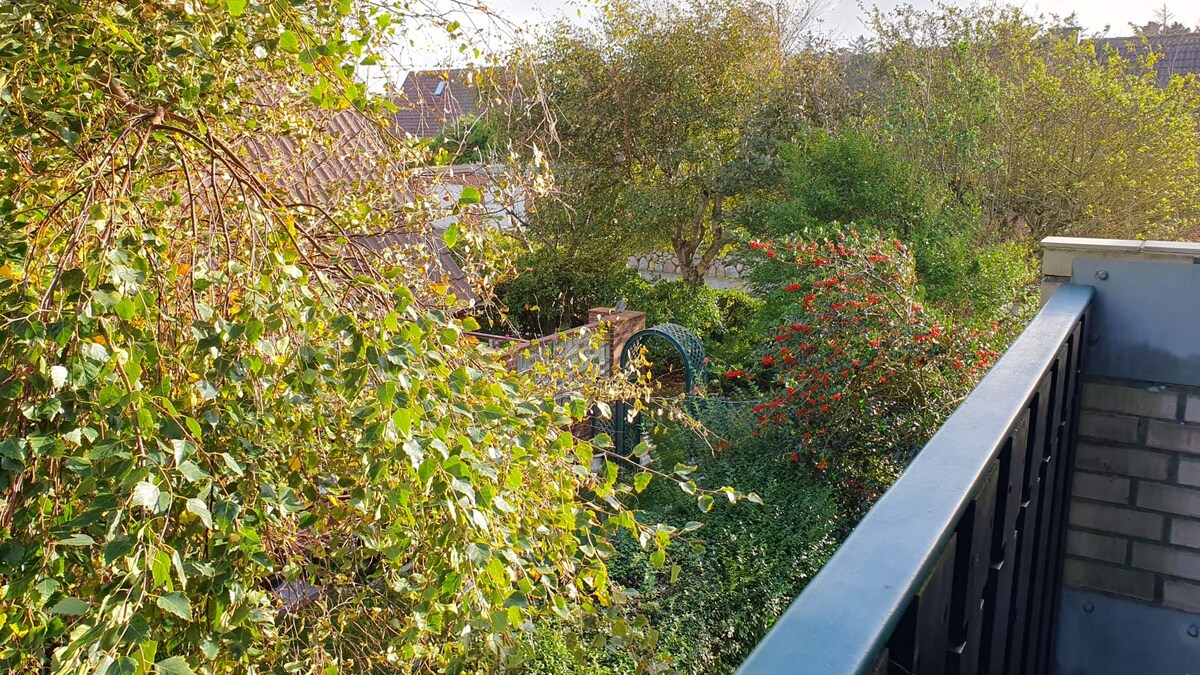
[737,283,1094,675]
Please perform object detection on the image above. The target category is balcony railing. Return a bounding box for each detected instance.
[738,283,1094,675]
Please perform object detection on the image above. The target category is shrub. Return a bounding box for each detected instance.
[742,230,999,510]
[0,3,705,672]
[429,114,497,165]
[603,422,841,674]
[489,250,645,336]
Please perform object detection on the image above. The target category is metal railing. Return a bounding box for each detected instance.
[738,284,1093,675]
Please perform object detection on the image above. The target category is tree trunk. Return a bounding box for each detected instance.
[672,193,727,287]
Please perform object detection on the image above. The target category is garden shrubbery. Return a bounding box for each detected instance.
[741,230,1000,510]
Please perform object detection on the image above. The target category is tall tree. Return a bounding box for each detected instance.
[870,5,1200,240]
[512,0,839,286]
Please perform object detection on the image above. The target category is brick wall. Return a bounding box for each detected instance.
[1063,377,1200,613]
[587,308,647,365]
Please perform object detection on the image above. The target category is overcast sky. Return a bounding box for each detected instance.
[395,0,1198,71]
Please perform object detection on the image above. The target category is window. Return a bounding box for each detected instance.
[434,81,446,96]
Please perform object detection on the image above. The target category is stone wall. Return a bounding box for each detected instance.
[626,252,747,289]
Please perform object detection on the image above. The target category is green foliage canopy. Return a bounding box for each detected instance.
[0,1,708,672]
[509,0,842,285]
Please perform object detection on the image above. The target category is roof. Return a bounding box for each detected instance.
[390,69,482,139]
[239,89,483,304]
[1093,34,1200,85]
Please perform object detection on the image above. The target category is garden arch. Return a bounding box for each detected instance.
[613,323,707,454]
[619,323,708,393]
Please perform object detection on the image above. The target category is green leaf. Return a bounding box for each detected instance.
[633,472,651,493]
[279,30,301,54]
[156,592,191,621]
[458,186,482,204]
[57,533,96,546]
[220,453,244,476]
[132,481,160,510]
[186,499,212,529]
[155,656,196,675]
[104,535,137,564]
[176,460,210,483]
[105,656,137,675]
[697,494,714,513]
[213,500,240,530]
[113,299,136,320]
[443,223,459,248]
[225,0,247,17]
[49,597,89,615]
[123,615,152,643]
[195,380,219,401]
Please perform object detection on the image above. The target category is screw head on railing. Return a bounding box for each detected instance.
[1095,270,1109,280]
[1188,624,1199,638]
[1088,333,1100,344]
[1083,601,1095,613]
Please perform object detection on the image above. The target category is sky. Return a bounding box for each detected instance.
[397,0,1198,71]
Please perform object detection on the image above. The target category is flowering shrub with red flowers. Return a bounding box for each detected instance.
[745,230,1000,511]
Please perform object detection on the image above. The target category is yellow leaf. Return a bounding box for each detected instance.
[0,263,23,281]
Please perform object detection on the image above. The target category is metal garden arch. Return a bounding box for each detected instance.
[613,323,707,453]
[620,323,708,392]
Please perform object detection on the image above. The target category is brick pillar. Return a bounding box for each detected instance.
[587,307,646,367]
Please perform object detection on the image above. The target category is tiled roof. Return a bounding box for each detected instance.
[389,69,482,139]
[1093,34,1200,85]
[239,92,482,303]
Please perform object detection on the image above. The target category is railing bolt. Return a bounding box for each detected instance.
[1083,601,1094,613]
[1089,333,1100,344]
[1189,625,1199,638]
[1095,270,1109,280]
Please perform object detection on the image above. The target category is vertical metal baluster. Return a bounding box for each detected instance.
[888,536,958,675]
[1005,381,1050,675]
[981,413,1030,675]
[948,463,1000,675]
[1023,356,1066,675]
[1041,319,1087,673]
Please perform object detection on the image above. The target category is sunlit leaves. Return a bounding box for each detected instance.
[132,482,161,511]
[0,0,662,672]
[156,593,191,621]
[154,655,196,675]
[278,30,301,54]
